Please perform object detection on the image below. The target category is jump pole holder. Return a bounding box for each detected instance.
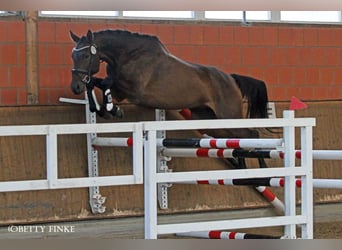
[59,95,106,214]
[155,109,171,210]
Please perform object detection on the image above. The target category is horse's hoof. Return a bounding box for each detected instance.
[115,108,124,118]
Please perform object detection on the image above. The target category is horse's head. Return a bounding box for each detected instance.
[70,30,101,94]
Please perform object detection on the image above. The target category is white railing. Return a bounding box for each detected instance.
[0,122,144,192]
[0,109,316,239]
[143,111,315,239]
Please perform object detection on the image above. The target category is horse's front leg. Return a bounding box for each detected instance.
[95,77,124,119]
[101,87,124,118]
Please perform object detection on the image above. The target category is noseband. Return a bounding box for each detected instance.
[71,45,98,86]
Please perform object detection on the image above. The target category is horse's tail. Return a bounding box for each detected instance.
[231,73,269,119]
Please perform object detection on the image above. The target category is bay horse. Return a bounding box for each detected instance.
[69,29,270,169]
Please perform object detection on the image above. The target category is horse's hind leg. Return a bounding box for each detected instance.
[190,107,255,169]
[190,107,267,169]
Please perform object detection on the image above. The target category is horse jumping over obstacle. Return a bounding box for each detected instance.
[69,29,271,169]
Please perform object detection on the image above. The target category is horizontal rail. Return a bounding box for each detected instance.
[92,137,284,149]
[0,123,141,136]
[0,175,141,192]
[177,230,282,239]
[143,118,316,131]
[157,215,306,235]
[156,168,307,183]
[161,148,342,160]
[177,178,342,189]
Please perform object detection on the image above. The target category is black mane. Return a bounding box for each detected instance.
[94,29,162,46]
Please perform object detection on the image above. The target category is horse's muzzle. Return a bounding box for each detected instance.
[70,79,85,95]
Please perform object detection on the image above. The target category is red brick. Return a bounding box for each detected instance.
[38,44,47,65]
[319,68,334,84]
[56,22,73,43]
[157,25,174,44]
[0,66,9,86]
[8,21,25,42]
[140,24,158,35]
[166,45,178,55]
[0,44,17,64]
[17,44,26,65]
[263,27,278,46]
[230,66,249,76]
[298,48,313,65]
[264,66,278,85]
[318,28,333,46]
[271,47,285,65]
[39,89,49,104]
[174,25,191,44]
[1,89,17,105]
[323,48,340,66]
[306,67,320,85]
[211,46,225,66]
[124,24,141,33]
[50,88,66,104]
[196,46,211,65]
[310,48,326,66]
[234,27,249,45]
[334,69,342,84]
[57,66,72,87]
[270,86,287,101]
[303,28,318,46]
[313,86,328,100]
[190,25,204,45]
[241,47,257,65]
[17,88,27,105]
[0,21,7,41]
[178,45,196,62]
[277,67,293,85]
[225,46,241,66]
[287,86,302,99]
[292,67,307,85]
[203,26,219,45]
[330,28,342,47]
[219,26,234,45]
[70,23,92,38]
[89,23,109,33]
[297,86,314,100]
[284,47,299,66]
[248,27,264,46]
[257,47,271,65]
[292,28,304,46]
[326,86,342,99]
[10,66,26,87]
[39,67,57,87]
[38,22,56,42]
[248,67,264,80]
[47,45,64,65]
[278,27,294,46]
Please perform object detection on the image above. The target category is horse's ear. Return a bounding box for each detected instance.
[86,30,94,43]
[70,30,80,43]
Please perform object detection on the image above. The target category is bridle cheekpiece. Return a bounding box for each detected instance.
[71,44,98,86]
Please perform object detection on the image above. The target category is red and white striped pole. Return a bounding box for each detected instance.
[177,230,282,239]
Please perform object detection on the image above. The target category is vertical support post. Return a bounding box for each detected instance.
[155,109,169,209]
[46,126,58,188]
[144,130,158,239]
[300,125,314,239]
[86,94,106,214]
[283,110,297,238]
[133,122,143,184]
[25,11,39,104]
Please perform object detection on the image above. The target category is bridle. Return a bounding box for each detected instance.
[71,44,98,86]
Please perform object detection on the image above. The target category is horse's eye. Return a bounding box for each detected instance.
[84,54,90,59]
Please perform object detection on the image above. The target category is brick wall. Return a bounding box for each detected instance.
[0,18,341,106]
